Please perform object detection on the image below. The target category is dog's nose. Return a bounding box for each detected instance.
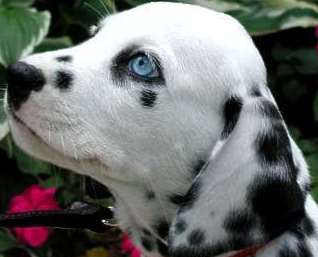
[6,62,45,110]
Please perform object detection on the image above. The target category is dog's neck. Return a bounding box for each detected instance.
[105,162,194,234]
[90,155,201,256]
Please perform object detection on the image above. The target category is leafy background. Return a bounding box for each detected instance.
[0,0,318,256]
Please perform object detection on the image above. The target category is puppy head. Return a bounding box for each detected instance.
[5,2,266,182]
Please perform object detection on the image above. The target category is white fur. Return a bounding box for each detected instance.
[6,2,318,257]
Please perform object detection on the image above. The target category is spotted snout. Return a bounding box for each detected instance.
[6,55,74,111]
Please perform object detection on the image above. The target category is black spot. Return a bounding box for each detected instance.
[169,194,185,205]
[279,246,297,257]
[256,123,294,167]
[174,219,187,234]
[192,159,206,177]
[141,237,154,252]
[178,180,202,210]
[223,210,255,234]
[142,229,152,236]
[221,96,243,139]
[258,99,283,120]
[170,241,233,257]
[248,175,304,239]
[140,90,157,108]
[251,87,262,97]
[157,240,169,256]
[303,216,315,236]
[297,240,313,257]
[188,229,205,246]
[154,221,170,256]
[56,55,72,63]
[55,70,73,90]
[146,191,156,200]
[155,220,170,239]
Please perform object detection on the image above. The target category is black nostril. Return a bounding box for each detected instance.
[6,62,45,110]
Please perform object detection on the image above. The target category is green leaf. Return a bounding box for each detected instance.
[0,230,17,252]
[34,37,73,53]
[307,153,318,174]
[314,93,318,122]
[13,144,52,175]
[299,138,318,154]
[0,6,50,66]
[170,0,318,35]
[40,174,65,189]
[81,0,116,19]
[1,0,35,7]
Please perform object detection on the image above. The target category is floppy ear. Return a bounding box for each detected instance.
[168,94,305,257]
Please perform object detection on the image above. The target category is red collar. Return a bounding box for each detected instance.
[228,244,266,257]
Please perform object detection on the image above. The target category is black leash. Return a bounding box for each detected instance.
[0,201,115,233]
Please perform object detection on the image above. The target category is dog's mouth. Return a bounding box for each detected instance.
[11,111,45,143]
[7,107,111,181]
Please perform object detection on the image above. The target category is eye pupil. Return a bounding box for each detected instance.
[138,58,146,66]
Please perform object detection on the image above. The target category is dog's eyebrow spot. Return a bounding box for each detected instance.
[56,55,72,63]
[221,96,243,139]
[188,229,206,246]
[141,237,154,252]
[223,210,255,234]
[140,90,157,108]
[55,70,73,90]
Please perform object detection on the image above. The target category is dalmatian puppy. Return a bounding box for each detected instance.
[4,2,318,257]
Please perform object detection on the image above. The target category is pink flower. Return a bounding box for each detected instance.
[8,185,60,248]
[121,233,142,257]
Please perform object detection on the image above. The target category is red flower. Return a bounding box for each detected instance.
[121,233,142,257]
[8,185,60,248]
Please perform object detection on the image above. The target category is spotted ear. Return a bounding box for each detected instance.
[169,94,306,257]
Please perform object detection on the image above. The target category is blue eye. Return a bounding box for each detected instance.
[128,54,159,79]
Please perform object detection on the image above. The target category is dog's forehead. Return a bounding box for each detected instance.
[96,2,247,49]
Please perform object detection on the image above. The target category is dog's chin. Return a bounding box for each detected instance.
[7,112,105,176]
